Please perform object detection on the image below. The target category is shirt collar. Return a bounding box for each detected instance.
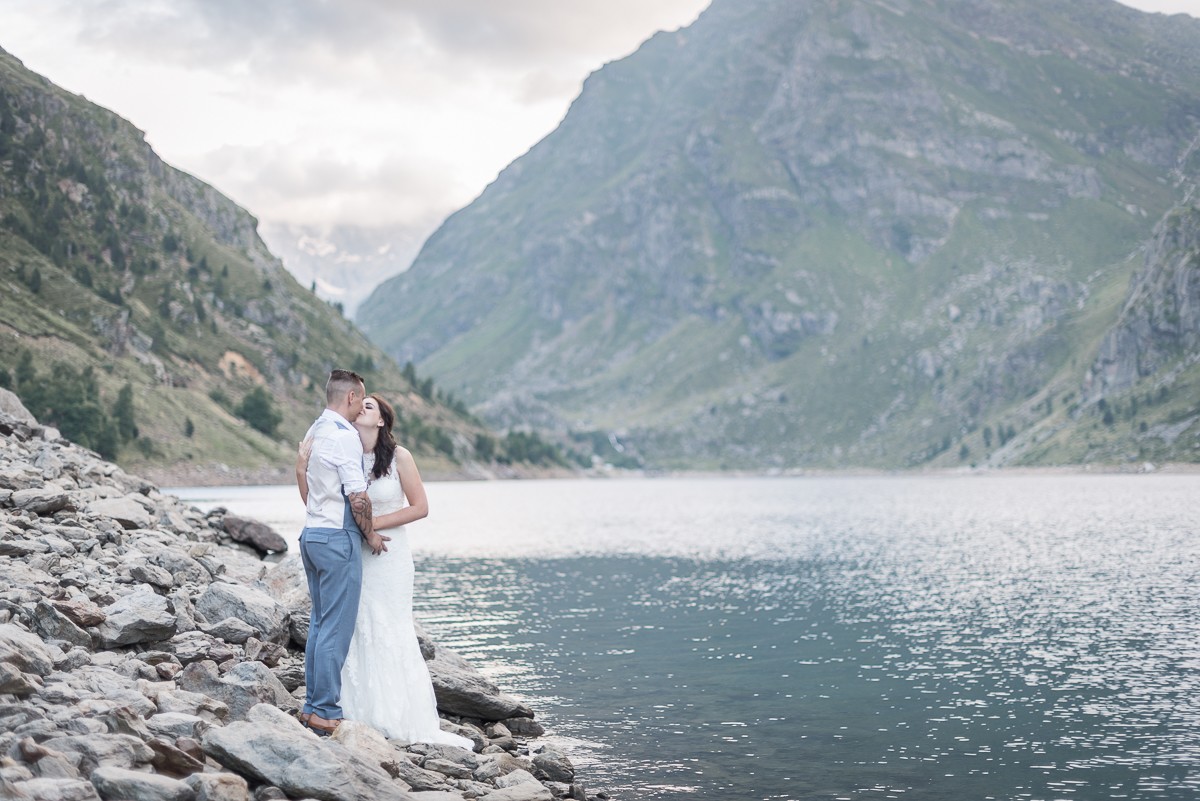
[320,408,356,429]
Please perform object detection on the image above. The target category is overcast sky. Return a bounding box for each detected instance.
[2,0,1198,241]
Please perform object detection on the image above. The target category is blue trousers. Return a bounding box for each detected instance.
[299,504,362,719]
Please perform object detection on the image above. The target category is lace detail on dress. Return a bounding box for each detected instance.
[341,454,472,748]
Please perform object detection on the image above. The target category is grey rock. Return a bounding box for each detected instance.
[441,721,485,753]
[40,733,155,776]
[6,777,102,801]
[414,621,436,661]
[424,758,474,780]
[200,617,257,645]
[195,583,287,644]
[494,768,538,789]
[0,623,57,676]
[0,537,47,557]
[473,754,535,784]
[96,586,176,648]
[87,498,152,530]
[52,647,93,672]
[428,647,532,722]
[418,744,478,771]
[89,765,195,801]
[201,704,412,801]
[0,666,40,695]
[33,602,93,649]
[165,631,235,666]
[531,749,574,784]
[130,563,175,589]
[502,718,544,739]
[182,773,250,801]
[146,712,210,741]
[390,760,455,793]
[177,660,295,721]
[50,599,106,628]
[145,687,229,724]
[258,556,309,648]
[12,488,71,515]
[0,387,38,425]
[408,793,467,801]
[149,549,209,586]
[478,783,553,801]
[269,658,304,692]
[222,516,287,555]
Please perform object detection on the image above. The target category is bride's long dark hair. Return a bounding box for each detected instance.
[369,393,398,480]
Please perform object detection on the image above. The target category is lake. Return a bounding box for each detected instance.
[169,474,1200,800]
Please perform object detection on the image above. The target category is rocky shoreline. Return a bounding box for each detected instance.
[0,390,599,801]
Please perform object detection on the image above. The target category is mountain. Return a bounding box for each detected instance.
[0,46,502,484]
[258,221,428,320]
[358,0,1200,470]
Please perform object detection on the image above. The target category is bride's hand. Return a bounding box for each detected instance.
[296,437,313,470]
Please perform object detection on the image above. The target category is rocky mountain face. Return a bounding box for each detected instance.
[0,46,492,482]
[358,0,1200,469]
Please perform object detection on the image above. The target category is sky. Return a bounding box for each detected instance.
[2,0,1199,253]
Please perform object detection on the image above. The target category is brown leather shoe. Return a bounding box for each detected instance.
[305,712,342,737]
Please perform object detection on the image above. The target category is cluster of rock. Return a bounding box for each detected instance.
[0,390,599,801]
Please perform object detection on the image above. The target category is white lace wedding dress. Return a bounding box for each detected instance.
[340,453,473,748]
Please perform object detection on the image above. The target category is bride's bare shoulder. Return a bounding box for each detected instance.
[393,446,418,468]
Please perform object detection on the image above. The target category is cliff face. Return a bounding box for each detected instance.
[1090,182,1200,397]
[0,46,487,481]
[358,0,1200,468]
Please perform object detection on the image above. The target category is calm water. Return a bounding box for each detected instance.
[170,475,1200,801]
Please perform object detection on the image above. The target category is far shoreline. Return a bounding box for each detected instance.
[140,459,1200,489]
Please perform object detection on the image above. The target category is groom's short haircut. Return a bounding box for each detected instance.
[326,368,365,403]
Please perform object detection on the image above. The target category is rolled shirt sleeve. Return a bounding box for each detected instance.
[319,429,368,495]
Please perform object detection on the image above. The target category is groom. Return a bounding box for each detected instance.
[298,368,383,735]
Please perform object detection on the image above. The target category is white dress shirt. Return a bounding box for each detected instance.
[303,409,368,530]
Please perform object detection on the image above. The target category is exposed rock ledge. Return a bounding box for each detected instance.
[0,389,599,801]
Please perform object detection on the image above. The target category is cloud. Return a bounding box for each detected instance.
[193,144,463,228]
[2,0,707,229]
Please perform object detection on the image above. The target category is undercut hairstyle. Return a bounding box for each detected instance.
[369,394,398,480]
[325,368,366,404]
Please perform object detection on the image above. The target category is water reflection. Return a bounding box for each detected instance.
[410,477,1200,800]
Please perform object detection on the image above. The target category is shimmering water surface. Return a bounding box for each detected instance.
[171,475,1200,800]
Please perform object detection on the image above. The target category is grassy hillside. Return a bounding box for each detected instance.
[0,46,531,483]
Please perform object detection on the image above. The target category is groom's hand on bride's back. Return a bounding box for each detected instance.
[366,531,390,555]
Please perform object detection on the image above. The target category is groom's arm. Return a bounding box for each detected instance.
[348,491,374,538]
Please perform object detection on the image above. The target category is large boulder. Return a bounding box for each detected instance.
[222,515,287,555]
[87,497,153,530]
[427,647,533,722]
[33,601,93,649]
[177,661,296,722]
[200,704,412,801]
[259,556,309,648]
[5,778,102,801]
[89,765,195,801]
[0,622,57,676]
[11,487,70,515]
[96,586,177,648]
[0,387,37,424]
[195,583,287,644]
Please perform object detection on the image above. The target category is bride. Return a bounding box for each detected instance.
[297,393,473,749]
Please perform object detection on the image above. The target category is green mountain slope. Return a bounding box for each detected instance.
[0,46,492,483]
[359,0,1200,470]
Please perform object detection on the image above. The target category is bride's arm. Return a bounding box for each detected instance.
[372,447,429,530]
